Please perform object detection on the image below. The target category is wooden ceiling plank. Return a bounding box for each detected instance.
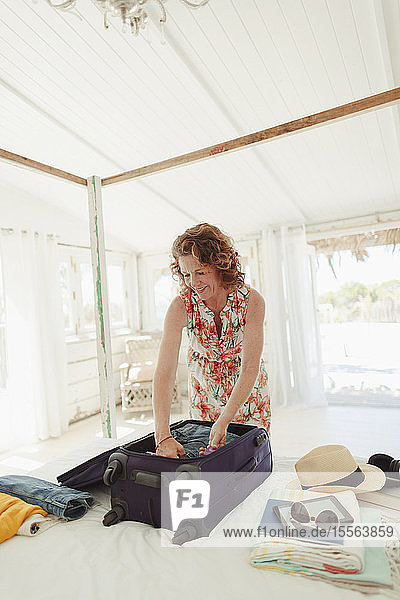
[349,1,400,202]
[165,5,305,219]
[0,8,161,165]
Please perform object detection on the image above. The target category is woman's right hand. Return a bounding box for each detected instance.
[156,437,186,458]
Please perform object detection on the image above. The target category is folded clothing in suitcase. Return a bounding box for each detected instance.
[101,419,272,544]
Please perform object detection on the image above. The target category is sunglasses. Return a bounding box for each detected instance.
[289,501,339,528]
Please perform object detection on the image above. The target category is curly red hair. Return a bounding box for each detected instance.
[170,223,245,290]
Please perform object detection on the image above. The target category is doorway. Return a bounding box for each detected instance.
[313,232,400,407]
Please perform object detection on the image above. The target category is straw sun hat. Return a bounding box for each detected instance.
[286,445,386,494]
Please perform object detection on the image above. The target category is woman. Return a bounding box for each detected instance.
[153,223,270,458]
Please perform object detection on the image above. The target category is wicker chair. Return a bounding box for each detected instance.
[119,334,180,414]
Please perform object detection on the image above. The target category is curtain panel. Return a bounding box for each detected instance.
[262,225,326,410]
[0,229,68,451]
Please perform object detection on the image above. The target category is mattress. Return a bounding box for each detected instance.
[0,440,388,600]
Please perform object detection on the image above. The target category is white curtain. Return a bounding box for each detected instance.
[262,225,326,409]
[0,229,68,451]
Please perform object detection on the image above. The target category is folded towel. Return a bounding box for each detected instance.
[0,475,95,520]
[250,507,393,594]
[0,492,47,543]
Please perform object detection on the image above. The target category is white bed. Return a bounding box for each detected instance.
[0,440,395,600]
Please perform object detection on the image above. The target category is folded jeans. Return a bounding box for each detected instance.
[0,475,95,521]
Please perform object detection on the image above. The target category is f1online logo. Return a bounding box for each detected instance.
[169,480,210,531]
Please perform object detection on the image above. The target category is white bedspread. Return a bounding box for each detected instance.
[0,441,390,600]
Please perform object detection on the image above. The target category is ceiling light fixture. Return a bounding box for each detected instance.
[45,0,210,37]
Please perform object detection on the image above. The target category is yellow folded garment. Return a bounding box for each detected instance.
[0,492,47,543]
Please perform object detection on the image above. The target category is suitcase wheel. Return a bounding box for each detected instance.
[172,523,198,545]
[103,504,126,527]
[172,518,210,545]
[103,459,123,486]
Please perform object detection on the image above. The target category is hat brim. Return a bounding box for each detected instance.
[285,463,386,495]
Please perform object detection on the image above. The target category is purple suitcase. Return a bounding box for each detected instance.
[101,419,272,544]
[57,443,123,489]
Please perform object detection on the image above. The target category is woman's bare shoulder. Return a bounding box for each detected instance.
[247,287,265,304]
[165,295,187,328]
[246,287,265,316]
[169,295,186,311]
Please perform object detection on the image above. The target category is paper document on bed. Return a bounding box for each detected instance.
[358,482,400,512]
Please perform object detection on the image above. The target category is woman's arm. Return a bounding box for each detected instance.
[152,296,187,457]
[208,289,265,448]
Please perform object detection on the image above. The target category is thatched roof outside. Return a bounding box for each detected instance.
[308,228,400,262]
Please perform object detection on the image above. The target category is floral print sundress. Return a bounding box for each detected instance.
[179,283,271,434]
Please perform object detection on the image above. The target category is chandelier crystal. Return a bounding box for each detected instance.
[46,0,210,36]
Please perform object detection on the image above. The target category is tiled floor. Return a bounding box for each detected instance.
[0,403,398,475]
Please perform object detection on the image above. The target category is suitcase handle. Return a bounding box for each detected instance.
[246,457,257,472]
[255,432,267,446]
[176,464,201,474]
[131,469,161,488]
[225,457,259,493]
[239,457,257,472]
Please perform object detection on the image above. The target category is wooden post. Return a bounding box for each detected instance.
[87,176,116,438]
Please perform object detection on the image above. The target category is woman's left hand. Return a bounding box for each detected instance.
[208,418,228,449]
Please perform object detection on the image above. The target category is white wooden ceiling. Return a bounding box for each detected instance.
[1,0,400,252]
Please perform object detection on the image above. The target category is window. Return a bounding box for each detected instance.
[316,244,400,407]
[108,263,129,327]
[0,256,6,388]
[154,267,179,325]
[59,247,131,337]
[236,240,261,289]
[239,256,252,286]
[59,261,73,333]
[79,262,96,330]
[140,254,179,331]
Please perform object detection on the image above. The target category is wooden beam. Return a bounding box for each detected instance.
[306,212,400,241]
[0,148,87,186]
[87,176,116,439]
[102,87,400,187]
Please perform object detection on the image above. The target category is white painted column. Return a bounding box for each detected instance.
[87,176,116,438]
